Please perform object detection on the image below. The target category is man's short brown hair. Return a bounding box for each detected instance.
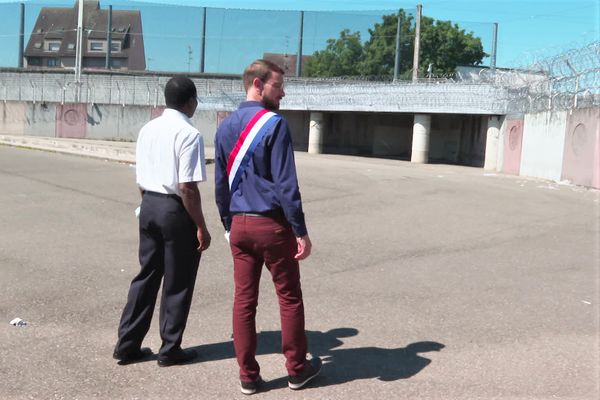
[243,59,285,92]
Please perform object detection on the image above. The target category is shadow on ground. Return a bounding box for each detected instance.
[188,328,445,391]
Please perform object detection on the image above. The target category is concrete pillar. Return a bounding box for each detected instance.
[484,115,502,170]
[308,112,324,154]
[411,114,431,163]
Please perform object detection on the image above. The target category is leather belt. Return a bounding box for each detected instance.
[233,209,282,218]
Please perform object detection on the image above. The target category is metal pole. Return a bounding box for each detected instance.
[296,11,304,77]
[490,22,498,71]
[105,5,112,69]
[393,10,401,81]
[412,4,422,81]
[18,3,24,68]
[199,7,206,73]
[75,0,84,83]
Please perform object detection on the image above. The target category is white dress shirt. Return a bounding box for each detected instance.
[136,108,206,196]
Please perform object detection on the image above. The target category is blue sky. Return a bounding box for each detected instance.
[0,0,598,73]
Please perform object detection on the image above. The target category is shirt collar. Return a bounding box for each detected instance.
[162,108,193,124]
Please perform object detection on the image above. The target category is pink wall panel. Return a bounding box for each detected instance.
[502,119,523,175]
[56,104,86,138]
[150,106,165,120]
[561,108,600,189]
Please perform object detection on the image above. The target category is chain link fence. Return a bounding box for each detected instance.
[0,1,420,74]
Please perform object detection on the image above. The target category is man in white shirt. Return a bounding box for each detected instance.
[113,76,211,367]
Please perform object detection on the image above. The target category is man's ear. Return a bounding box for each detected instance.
[252,77,264,94]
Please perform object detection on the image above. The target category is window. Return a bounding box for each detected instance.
[28,57,42,66]
[46,41,61,52]
[47,58,60,67]
[89,41,104,52]
[67,43,75,50]
[111,59,122,68]
[111,41,121,53]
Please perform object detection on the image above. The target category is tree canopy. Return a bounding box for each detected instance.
[304,10,487,78]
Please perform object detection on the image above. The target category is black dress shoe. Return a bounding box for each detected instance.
[157,349,197,367]
[113,347,153,365]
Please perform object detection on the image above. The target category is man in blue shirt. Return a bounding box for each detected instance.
[215,59,321,395]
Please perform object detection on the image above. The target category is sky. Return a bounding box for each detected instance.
[0,0,598,73]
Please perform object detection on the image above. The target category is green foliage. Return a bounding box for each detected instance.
[359,10,415,76]
[305,11,487,78]
[304,29,364,77]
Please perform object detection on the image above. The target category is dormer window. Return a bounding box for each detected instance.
[46,40,61,52]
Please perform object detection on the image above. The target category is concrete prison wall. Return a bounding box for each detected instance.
[498,107,599,189]
[0,101,220,144]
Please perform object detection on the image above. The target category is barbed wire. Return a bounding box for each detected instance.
[0,40,597,114]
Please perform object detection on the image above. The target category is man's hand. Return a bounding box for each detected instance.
[295,234,312,260]
[197,227,211,252]
[179,181,211,253]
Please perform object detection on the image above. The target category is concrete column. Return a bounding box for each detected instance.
[411,114,431,163]
[308,112,324,154]
[484,115,501,170]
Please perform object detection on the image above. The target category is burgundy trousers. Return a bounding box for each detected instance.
[230,214,307,382]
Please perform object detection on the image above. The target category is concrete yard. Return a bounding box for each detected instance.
[0,145,598,399]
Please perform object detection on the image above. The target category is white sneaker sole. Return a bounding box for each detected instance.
[240,387,256,395]
[288,370,320,390]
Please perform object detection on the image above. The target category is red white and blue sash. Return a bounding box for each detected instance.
[226,108,281,193]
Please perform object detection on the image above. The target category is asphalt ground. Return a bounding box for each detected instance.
[1,145,599,399]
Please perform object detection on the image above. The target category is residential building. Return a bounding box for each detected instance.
[24,0,145,71]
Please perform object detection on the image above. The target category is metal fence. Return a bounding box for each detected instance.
[0,1,425,73]
[0,40,598,115]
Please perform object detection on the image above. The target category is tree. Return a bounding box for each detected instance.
[305,11,486,78]
[359,10,415,77]
[304,29,364,77]
[417,17,486,76]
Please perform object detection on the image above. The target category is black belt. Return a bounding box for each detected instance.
[233,209,282,218]
[143,191,182,202]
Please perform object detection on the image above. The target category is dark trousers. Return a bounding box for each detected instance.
[230,214,307,382]
[115,192,200,357]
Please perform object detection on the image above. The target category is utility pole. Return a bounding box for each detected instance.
[412,4,422,81]
[74,0,84,101]
[187,45,193,73]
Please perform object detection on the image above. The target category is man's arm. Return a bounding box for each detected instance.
[179,182,211,252]
[269,119,312,260]
[214,131,232,231]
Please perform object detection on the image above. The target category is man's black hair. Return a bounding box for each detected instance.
[164,76,197,109]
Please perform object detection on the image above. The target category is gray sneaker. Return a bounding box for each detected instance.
[240,375,262,395]
[288,357,322,390]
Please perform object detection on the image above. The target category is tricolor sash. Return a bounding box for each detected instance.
[226,108,281,193]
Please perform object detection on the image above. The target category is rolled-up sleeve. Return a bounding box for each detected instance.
[179,132,206,183]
